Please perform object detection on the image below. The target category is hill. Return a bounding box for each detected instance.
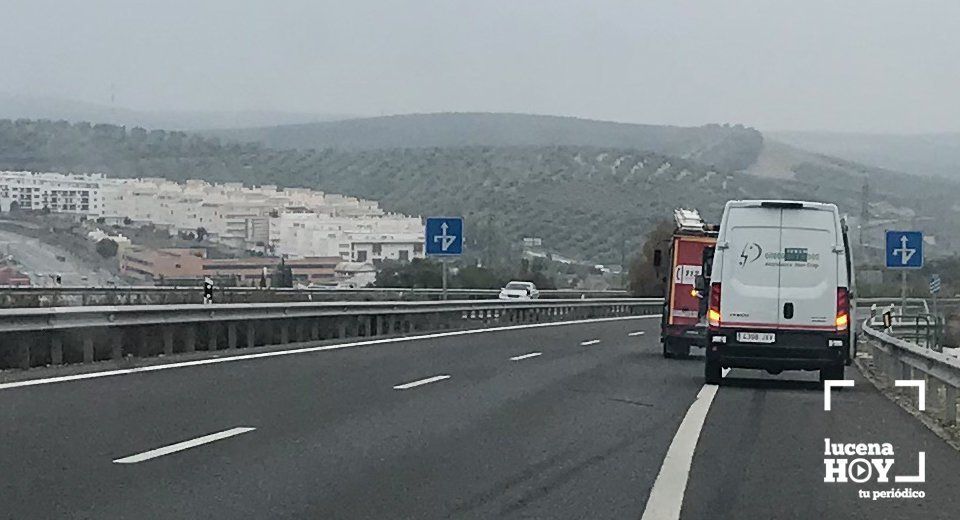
[2,119,960,264]
[207,112,765,172]
[0,93,351,130]
[771,130,960,179]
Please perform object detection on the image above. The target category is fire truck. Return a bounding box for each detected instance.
[658,209,718,358]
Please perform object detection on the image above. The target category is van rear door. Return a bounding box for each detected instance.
[719,206,781,328]
[777,208,839,330]
[669,236,715,326]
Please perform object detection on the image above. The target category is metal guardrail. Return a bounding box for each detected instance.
[861,318,959,427]
[0,286,630,308]
[864,302,944,350]
[0,298,661,374]
[858,297,959,305]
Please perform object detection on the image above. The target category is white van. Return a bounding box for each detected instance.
[705,200,855,384]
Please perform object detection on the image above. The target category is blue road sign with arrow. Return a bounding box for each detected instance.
[425,217,463,256]
[885,230,923,269]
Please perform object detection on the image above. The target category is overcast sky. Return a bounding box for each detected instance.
[3,0,960,133]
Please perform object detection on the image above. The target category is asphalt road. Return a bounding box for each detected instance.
[0,229,115,286]
[1,317,958,519]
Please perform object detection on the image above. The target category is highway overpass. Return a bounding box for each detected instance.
[0,300,958,518]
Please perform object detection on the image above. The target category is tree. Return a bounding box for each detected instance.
[452,266,508,289]
[517,271,557,290]
[373,259,442,288]
[628,220,674,296]
[272,258,294,287]
[196,226,207,242]
[96,238,119,258]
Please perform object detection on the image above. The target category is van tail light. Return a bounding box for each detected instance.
[836,287,849,331]
[708,283,722,329]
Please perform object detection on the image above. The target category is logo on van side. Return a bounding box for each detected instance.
[738,243,763,266]
[764,249,821,265]
[784,248,808,262]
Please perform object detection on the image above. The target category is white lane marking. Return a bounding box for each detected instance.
[640,367,730,520]
[393,375,451,390]
[0,315,658,391]
[580,339,601,346]
[509,352,542,361]
[628,331,645,336]
[113,427,255,464]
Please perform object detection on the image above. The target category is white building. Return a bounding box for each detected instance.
[87,228,131,246]
[335,261,377,288]
[0,171,104,215]
[1,171,425,262]
[349,232,424,263]
[271,212,424,262]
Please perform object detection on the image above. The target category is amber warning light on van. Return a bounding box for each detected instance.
[836,287,849,331]
[708,283,722,328]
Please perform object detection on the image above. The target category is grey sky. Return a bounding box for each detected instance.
[3,0,959,133]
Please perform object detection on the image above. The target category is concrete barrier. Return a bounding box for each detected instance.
[0,298,661,373]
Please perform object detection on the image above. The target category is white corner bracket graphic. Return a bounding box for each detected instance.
[894,380,926,411]
[894,452,926,483]
[823,380,855,411]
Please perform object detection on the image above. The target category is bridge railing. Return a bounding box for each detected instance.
[0,298,662,375]
[0,286,630,308]
[861,318,959,428]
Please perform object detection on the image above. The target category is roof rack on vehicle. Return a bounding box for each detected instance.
[673,208,719,236]
[674,208,706,232]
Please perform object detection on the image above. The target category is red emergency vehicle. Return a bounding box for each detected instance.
[660,209,718,358]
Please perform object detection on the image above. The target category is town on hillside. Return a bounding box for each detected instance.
[0,171,424,288]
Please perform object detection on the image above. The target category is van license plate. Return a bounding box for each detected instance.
[737,332,775,344]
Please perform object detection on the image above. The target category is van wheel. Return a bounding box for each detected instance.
[819,364,844,383]
[662,340,674,359]
[705,358,722,385]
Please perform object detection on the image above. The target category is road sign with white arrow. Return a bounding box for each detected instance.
[425,217,463,256]
[885,230,923,269]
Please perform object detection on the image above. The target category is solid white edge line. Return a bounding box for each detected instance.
[393,374,451,390]
[113,426,256,464]
[580,339,601,346]
[628,331,646,336]
[640,367,730,520]
[509,352,543,361]
[0,314,658,391]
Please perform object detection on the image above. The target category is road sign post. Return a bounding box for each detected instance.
[425,217,464,300]
[930,274,942,320]
[885,230,924,313]
[901,271,907,314]
[441,259,448,300]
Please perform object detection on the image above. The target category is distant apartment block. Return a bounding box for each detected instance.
[271,212,424,264]
[0,171,104,215]
[120,246,341,286]
[1,171,426,262]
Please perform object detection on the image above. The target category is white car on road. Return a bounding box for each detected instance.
[498,281,540,300]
